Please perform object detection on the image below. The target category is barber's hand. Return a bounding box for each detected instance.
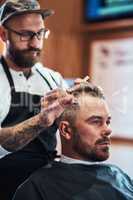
[74,76,90,85]
[39,89,73,127]
[67,76,90,94]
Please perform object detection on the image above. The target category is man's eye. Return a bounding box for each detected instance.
[92,120,101,125]
[20,32,31,37]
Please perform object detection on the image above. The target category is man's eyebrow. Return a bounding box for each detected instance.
[86,115,111,122]
[19,28,45,32]
[86,116,102,122]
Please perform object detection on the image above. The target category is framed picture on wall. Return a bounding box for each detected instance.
[90,37,133,139]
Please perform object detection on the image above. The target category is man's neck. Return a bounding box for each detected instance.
[3,56,32,78]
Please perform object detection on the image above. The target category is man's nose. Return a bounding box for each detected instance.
[28,36,42,49]
[102,124,112,137]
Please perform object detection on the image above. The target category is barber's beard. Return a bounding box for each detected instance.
[8,43,41,68]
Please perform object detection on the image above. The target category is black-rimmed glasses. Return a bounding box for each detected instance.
[4,25,50,41]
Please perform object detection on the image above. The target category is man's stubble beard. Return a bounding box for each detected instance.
[72,130,109,162]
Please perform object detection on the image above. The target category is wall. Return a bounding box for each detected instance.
[39,0,88,78]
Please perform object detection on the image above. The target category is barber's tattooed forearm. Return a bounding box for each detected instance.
[0,88,74,151]
[1,114,45,151]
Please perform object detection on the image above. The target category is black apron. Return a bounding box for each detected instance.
[0,57,58,200]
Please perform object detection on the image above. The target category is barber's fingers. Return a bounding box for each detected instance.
[41,89,65,101]
[74,76,90,85]
[42,96,72,113]
[41,89,72,109]
[40,95,74,127]
[41,92,58,107]
[42,95,73,109]
[47,88,69,95]
[67,76,90,94]
[58,95,73,108]
[42,89,62,96]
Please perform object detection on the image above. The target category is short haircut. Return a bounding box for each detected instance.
[68,82,105,99]
[57,82,105,126]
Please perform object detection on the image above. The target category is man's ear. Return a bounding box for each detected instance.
[0,26,8,42]
[59,121,72,140]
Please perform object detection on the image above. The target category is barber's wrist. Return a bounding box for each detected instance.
[37,111,52,128]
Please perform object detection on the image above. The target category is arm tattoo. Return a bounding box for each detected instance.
[0,113,46,151]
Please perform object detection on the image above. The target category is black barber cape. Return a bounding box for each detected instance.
[13,162,133,200]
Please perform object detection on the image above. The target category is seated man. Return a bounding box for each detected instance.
[13,82,133,200]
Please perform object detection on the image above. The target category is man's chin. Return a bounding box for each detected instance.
[15,61,36,68]
[94,145,110,161]
[11,52,40,68]
[96,152,110,161]
[89,148,110,162]
[15,57,39,68]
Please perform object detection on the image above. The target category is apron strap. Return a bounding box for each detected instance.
[1,56,15,92]
[36,68,53,90]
